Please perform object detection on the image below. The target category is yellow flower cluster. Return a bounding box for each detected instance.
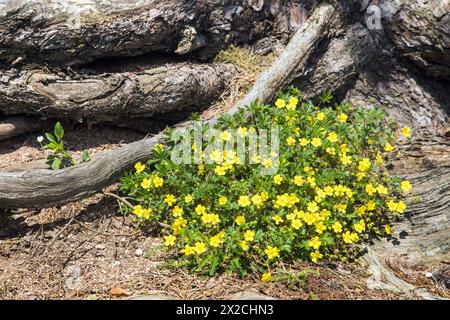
[122,90,412,279]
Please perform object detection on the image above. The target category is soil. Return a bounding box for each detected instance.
[0,124,447,300]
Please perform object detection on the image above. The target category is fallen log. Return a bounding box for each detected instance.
[0,0,305,65]
[0,63,236,122]
[0,3,336,209]
[0,116,41,140]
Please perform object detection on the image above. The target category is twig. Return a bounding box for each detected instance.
[103,191,170,228]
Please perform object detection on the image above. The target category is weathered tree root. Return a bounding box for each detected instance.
[0,62,236,122]
[0,3,336,209]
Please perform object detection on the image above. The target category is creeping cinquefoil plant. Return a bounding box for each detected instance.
[119,89,412,279]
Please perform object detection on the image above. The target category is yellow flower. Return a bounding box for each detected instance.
[315,222,326,234]
[202,213,220,226]
[337,113,348,123]
[273,174,283,185]
[384,143,395,152]
[153,176,164,188]
[365,183,376,196]
[171,217,187,234]
[316,112,325,121]
[164,235,176,247]
[340,154,352,165]
[260,191,269,201]
[286,102,297,111]
[237,127,248,137]
[293,175,304,186]
[286,136,296,146]
[264,246,280,260]
[235,215,246,226]
[367,200,376,211]
[244,230,255,242]
[273,215,284,225]
[181,244,195,256]
[376,184,388,195]
[134,162,146,174]
[309,236,321,250]
[153,144,165,152]
[401,180,412,192]
[220,130,232,141]
[133,205,144,217]
[240,240,249,251]
[197,164,205,175]
[353,220,366,233]
[342,231,353,244]
[324,186,334,196]
[387,199,398,212]
[218,196,228,205]
[356,171,366,181]
[261,272,271,282]
[194,241,207,255]
[291,219,303,230]
[262,158,272,168]
[299,138,309,146]
[209,233,225,248]
[376,153,383,165]
[251,194,263,207]
[195,204,206,215]
[164,194,176,207]
[310,250,323,263]
[327,132,338,143]
[356,206,366,217]
[385,225,392,235]
[214,165,227,176]
[396,200,406,213]
[275,98,286,109]
[358,158,371,171]
[332,222,343,233]
[320,209,331,219]
[238,196,251,207]
[141,178,152,189]
[184,195,193,203]
[401,127,411,138]
[334,203,347,213]
[326,147,336,155]
[311,137,322,148]
[307,201,319,213]
[172,206,183,217]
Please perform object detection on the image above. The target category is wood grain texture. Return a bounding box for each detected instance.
[0,63,237,122]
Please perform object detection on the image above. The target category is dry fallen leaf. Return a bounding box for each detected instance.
[110,287,132,297]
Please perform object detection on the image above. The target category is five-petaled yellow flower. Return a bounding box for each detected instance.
[265,246,280,260]
[261,272,272,282]
[401,127,411,138]
[235,215,246,226]
[244,230,255,242]
[135,162,146,174]
[164,235,176,247]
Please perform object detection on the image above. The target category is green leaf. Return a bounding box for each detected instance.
[82,151,90,162]
[51,158,62,170]
[54,122,64,140]
[45,133,56,143]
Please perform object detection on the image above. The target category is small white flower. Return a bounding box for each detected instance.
[37,136,44,143]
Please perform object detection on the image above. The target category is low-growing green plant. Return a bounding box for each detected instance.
[119,89,413,279]
[37,122,90,170]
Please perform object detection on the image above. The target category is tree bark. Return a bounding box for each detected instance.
[0,62,236,122]
[0,0,308,65]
